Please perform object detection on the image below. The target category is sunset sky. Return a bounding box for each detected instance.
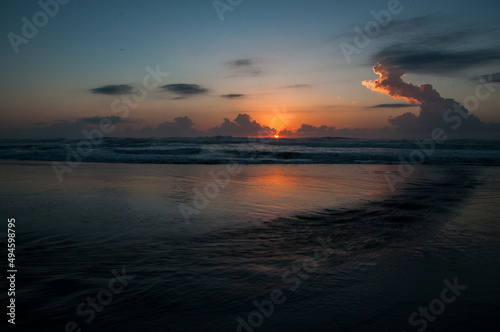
[1,0,499,138]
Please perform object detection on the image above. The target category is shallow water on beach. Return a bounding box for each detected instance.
[1,162,499,331]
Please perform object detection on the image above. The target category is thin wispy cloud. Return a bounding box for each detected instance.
[229,59,252,67]
[282,84,312,89]
[227,58,262,76]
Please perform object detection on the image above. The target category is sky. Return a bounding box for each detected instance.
[1,0,499,139]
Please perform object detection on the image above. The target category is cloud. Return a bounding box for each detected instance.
[282,84,312,89]
[221,94,245,99]
[364,58,452,104]
[123,116,200,138]
[369,103,420,109]
[368,22,499,75]
[24,116,134,138]
[124,114,275,138]
[154,116,198,136]
[229,59,252,67]
[161,84,209,97]
[30,116,133,138]
[227,58,262,76]
[208,114,274,137]
[80,116,133,124]
[27,120,87,139]
[476,72,500,83]
[333,11,498,75]
[90,85,133,95]
[371,47,500,74]
[10,107,499,139]
[363,58,486,133]
[277,125,399,139]
[295,124,337,137]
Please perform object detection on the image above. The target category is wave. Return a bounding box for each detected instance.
[1,137,500,165]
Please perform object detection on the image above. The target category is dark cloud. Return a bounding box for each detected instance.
[295,124,337,137]
[229,59,252,67]
[155,117,198,136]
[278,125,399,139]
[371,47,500,74]
[369,103,420,109]
[161,84,209,97]
[369,22,499,75]
[221,94,244,99]
[476,72,500,83]
[90,85,133,95]
[228,58,262,76]
[80,116,133,124]
[10,108,499,139]
[125,114,275,138]
[27,120,85,139]
[333,11,498,75]
[208,114,274,137]
[123,116,200,138]
[25,116,135,139]
[125,114,276,138]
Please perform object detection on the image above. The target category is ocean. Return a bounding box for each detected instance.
[1,137,500,165]
[1,138,499,331]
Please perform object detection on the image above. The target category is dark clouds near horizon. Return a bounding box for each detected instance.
[81,116,133,124]
[8,109,500,139]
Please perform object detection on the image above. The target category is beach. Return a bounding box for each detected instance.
[3,0,500,330]
[1,161,499,331]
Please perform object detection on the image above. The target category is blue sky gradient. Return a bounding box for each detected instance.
[1,0,499,138]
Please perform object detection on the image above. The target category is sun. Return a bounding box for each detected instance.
[274,134,279,139]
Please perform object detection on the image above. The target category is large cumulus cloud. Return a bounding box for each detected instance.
[363,58,486,133]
